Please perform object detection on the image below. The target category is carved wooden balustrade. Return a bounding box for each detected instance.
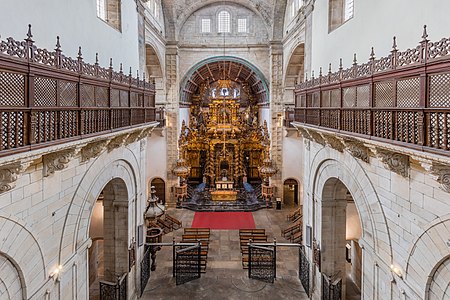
[292,26,450,157]
[0,25,161,158]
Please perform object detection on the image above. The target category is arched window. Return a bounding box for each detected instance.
[218,10,231,33]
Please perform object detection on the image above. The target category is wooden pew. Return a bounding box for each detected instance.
[165,214,182,230]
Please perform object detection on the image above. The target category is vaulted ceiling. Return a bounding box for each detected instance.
[161,0,287,41]
[181,59,269,105]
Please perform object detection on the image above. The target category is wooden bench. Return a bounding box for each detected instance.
[239,228,265,236]
[282,221,302,238]
[165,214,182,230]
[184,228,211,235]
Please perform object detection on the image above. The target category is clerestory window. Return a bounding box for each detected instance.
[329,0,354,32]
[96,0,122,31]
[237,18,247,33]
[202,19,211,33]
[218,10,231,33]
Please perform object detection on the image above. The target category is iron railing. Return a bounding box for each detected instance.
[248,243,276,283]
[299,245,310,297]
[292,27,450,157]
[322,274,342,300]
[99,273,127,300]
[174,243,201,285]
[0,25,163,158]
[140,245,152,297]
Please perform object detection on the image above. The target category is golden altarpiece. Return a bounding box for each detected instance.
[176,78,275,201]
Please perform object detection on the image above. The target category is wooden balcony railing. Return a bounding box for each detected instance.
[292,26,450,156]
[0,25,163,157]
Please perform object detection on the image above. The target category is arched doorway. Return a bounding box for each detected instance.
[150,178,166,205]
[321,178,362,299]
[88,178,129,299]
[283,178,299,206]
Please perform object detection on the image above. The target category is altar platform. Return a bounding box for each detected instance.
[178,184,271,212]
[210,190,238,201]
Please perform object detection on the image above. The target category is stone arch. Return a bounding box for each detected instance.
[145,43,164,105]
[426,256,450,300]
[309,150,392,262]
[59,148,140,263]
[145,43,163,78]
[150,177,166,205]
[180,56,270,104]
[283,177,301,206]
[0,254,25,300]
[0,215,46,299]
[405,215,450,298]
[284,43,304,104]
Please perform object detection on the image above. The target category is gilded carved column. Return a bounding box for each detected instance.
[165,42,180,207]
[270,42,284,196]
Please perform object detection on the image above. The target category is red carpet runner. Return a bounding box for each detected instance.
[191,212,255,230]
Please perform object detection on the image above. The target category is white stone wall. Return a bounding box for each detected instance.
[310,0,450,71]
[178,2,269,45]
[0,131,152,299]
[295,136,450,300]
[0,0,140,70]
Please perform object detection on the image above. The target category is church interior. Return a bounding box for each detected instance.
[0,1,449,299]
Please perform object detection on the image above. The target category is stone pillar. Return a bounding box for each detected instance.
[165,42,180,207]
[270,42,284,197]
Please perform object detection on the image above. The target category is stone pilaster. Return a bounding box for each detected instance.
[270,42,284,197]
[165,42,180,207]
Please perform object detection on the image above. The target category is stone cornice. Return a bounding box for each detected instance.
[376,149,410,178]
[292,122,450,192]
[43,149,77,177]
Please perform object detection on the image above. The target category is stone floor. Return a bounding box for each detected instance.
[141,206,309,300]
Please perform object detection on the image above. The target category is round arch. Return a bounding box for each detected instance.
[405,215,450,298]
[149,177,166,205]
[180,56,270,104]
[283,177,300,206]
[0,215,46,299]
[59,148,140,263]
[308,151,392,262]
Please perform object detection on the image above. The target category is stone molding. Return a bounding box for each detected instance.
[81,140,109,162]
[431,163,450,193]
[321,133,345,153]
[343,139,370,164]
[107,134,130,152]
[43,149,75,177]
[307,129,326,146]
[377,149,410,178]
[0,163,23,193]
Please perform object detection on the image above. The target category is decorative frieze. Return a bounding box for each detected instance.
[431,163,450,193]
[43,149,75,176]
[377,149,410,178]
[125,129,144,145]
[81,140,109,162]
[307,129,326,146]
[0,163,22,193]
[344,139,370,163]
[322,133,345,152]
[107,134,129,152]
